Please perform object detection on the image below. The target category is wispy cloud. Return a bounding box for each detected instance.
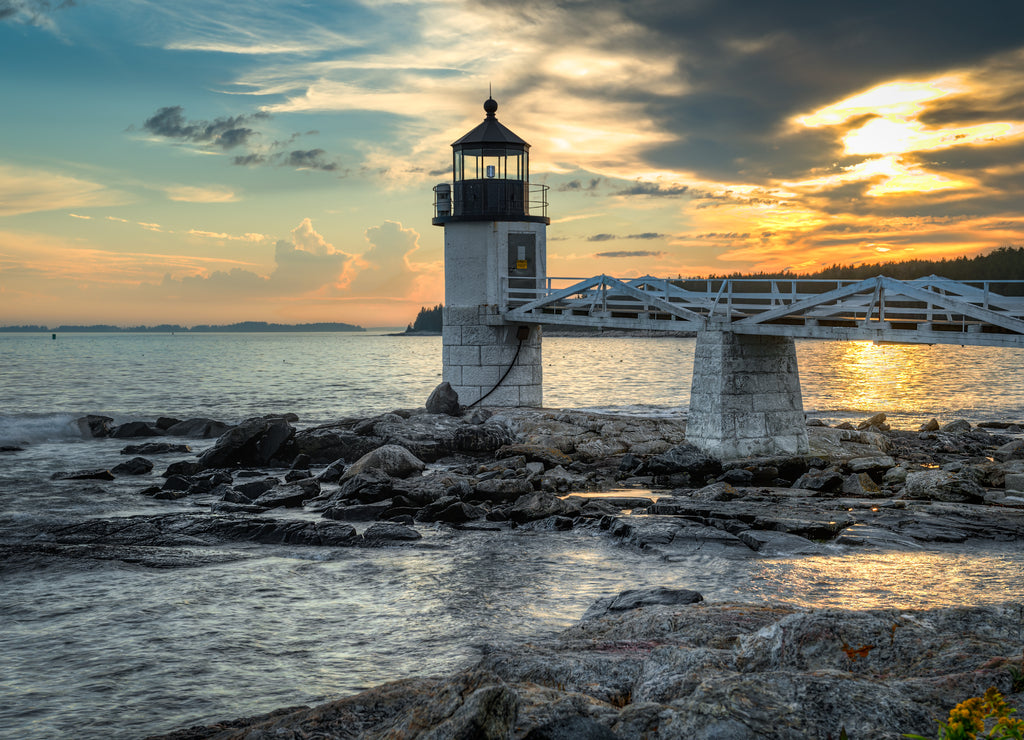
[0,163,122,217]
[595,250,666,258]
[165,185,239,203]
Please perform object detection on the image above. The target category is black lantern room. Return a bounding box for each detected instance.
[433,97,549,225]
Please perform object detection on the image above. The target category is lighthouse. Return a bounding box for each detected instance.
[433,96,549,407]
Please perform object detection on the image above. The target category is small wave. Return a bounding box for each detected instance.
[0,414,87,446]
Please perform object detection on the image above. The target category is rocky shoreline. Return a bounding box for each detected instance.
[8,387,1024,738]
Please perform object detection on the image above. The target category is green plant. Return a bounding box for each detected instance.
[905,687,1024,740]
[1009,664,1024,694]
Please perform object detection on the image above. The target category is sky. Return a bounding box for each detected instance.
[2,0,1024,328]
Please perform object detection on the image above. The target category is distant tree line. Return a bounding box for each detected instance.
[0,321,365,333]
[676,246,1024,295]
[406,304,443,333]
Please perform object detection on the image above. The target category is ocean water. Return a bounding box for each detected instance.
[1,331,1023,739]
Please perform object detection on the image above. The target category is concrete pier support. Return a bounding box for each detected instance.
[687,330,809,458]
[443,306,542,407]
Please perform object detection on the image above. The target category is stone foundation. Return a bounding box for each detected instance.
[687,330,809,458]
[442,306,542,408]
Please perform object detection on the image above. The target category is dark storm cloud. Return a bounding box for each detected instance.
[143,106,268,150]
[487,0,1024,182]
[595,250,666,258]
[612,182,689,197]
[282,149,339,171]
[139,106,343,173]
[558,178,602,192]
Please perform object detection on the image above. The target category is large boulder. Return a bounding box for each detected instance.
[902,469,987,504]
[111,421,164,438]
[453,424,516,454]
[343,444,426,480]
[197,417,295,469]
[76,415,114,438]
[291,424,385,464]
[641,444,722,478]
[508,492,582,524]
[164,417,231,438]
[425,382,462,416]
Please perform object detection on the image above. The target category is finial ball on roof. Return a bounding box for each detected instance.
[484,97,498,116]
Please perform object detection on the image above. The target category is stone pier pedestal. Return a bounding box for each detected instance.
[686,330,808,458]
[442,306,542,407]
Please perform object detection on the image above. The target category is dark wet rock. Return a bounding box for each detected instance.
[582,587,704,620]
[361,521,422,544]
[315,458,348,483]
[717,468,753,485]
[688,481,739,502]
[919,417,940,432]
[472,478,535,504]
[234,477,278,501]
[792,467,844,493]
[162,475,192,492]
[737,529,822,555]
[452,423,516,454]
[995,439,1024,463]
[289,453,311,471]
[857,412,890,431]
[52,468,115,481]
[163,460,203,478]
[197,417,294,469]
[164,418,230,438]
[640,444,722,478]
[121,442,192,455]
[111,421,165,438]
[343,444,425,480]
[524,716,620,740]
[0,445,24,452]
[842,471,881,496]
[290,424,384,464]
[846,455,896,474]
[154,416,181,430]
[425,381,462,416]
[902,469,986,503]
[508,492,582,524]
[76,414,114,438]
[496,443,572,468]
[323,502,393,521]
[111,457,154,476]
[324,469,395,505]
[941,418,972,434]
[253,480,320,509]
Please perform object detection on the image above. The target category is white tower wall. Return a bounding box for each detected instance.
[442,221,546,408]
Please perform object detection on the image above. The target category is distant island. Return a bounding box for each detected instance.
[402,304,442,334]
[0,321,365,333]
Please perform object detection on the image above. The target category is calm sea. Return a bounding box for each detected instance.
[1,331,1023,739]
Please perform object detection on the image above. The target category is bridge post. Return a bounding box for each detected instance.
[686,329,809,458]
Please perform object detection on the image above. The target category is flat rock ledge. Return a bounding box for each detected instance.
[148,594,1024,740]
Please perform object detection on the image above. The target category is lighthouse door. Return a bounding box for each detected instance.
[507,233,536,305]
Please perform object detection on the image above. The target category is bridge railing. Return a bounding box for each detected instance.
[500,275,1024,341]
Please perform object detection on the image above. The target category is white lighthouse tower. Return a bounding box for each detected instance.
[433,96,549,407]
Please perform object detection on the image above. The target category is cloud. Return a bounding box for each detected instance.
[142,106,268,151]
[282,149,339,171]
[139,106,342,173]
[587,233,615,242]
[595,250,666,258]
[0,0,73,29]
[612,182,690,197]
[0,163,121,216]
[187,229,266,242]
[558,178,602,192]
[166,185,239,203]
[587,232,668,242]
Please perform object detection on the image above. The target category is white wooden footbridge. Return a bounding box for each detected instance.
[501,274,1024,348]
[489,273,1024,459]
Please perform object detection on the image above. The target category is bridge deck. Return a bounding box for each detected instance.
[499,275,1024,348]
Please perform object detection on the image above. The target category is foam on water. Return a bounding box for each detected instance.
[0,413,88,446]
